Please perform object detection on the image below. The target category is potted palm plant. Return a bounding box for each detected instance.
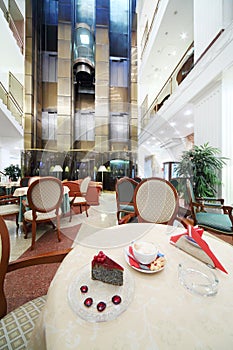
[4,164,21,182]
[175,143,227,198]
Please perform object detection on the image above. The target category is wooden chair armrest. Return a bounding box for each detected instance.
[175,216,194,229]
[22,199,30,208]
[197,197,224,204]
[118,212,136,225]
[192,201,206,212]
[222,206,233,227]
[7,248,72,273]
[0,195,19,205]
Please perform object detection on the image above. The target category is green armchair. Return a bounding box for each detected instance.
[186,179,233,242]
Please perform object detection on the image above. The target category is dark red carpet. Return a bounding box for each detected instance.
[5,223,81,313]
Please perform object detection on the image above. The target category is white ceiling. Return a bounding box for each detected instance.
[138,0,194,151]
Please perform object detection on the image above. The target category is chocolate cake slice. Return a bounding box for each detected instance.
[91,251,124,286]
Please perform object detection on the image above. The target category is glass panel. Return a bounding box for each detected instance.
[110,0,129,57]
[44,0,58,25]
[110,113,129,141]
[42,111,57,140]
[110,59,128,87]
[75,111,95,141]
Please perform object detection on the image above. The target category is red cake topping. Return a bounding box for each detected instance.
[92,251,124,271]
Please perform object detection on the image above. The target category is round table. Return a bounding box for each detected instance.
[28,223,233,350]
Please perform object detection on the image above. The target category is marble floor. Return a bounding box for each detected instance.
[6,191,118,261]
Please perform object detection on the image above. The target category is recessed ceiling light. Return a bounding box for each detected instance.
[184,109,192,116]
[186,123,193,128]
[180,32,187,40]
[170,121,176,127]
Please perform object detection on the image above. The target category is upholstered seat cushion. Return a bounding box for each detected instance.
[24,208,62,222]
[196,212,233,233]
[70,197,87,204]
[0,204,19,215]
[0,296,46,349]
[119,204,135,212]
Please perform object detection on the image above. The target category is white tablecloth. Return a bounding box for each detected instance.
[28,223,233,350]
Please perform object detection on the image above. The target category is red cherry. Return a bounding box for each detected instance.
[97,301,106,312]
[80,285,88,293]
[84,297,93,307]
[112,295,122,305]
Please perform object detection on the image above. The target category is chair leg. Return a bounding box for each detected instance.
[31,221,37,250]
[56,216,61,242]
[69,207,72,222]
[23,219,28,238]
[85,203,88,217]
[16,213,19,228]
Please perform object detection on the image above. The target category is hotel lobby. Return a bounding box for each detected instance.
[1,0,233,349]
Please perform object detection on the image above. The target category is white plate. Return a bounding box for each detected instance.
[185,235,201,249]
[124,249,166,274]
[68,264,134,323]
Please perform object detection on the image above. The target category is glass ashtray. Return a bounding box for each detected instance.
[178,263,219,297]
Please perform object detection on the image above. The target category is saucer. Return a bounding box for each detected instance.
[124,247,166,274]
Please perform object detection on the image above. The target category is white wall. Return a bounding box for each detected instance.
[194,0,223,62]
[221,65,233,205]
[194,81,222,149]
[194,0,233,62]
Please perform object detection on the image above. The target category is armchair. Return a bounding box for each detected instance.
[0,214,71,348]
[119,177,188,227]
[23,177,64,250]
[186,179,233,241]
[63,181,88,222]
[115,177,138,224]
[0,194,19,228]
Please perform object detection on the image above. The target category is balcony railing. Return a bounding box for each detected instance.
[0,73,23,127]
[0,0,24,53]
[140,42,194,129]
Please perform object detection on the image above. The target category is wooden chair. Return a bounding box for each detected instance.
[79,176,91,196]
[186,178,233,242]
[20,176,31,187]
[120,177,188,227]
[0,194,20,229]
[28,176,41,186]
[23,177,64,250]
[0,214,71,348]
[63,181,88,222]
[115,177,138,224]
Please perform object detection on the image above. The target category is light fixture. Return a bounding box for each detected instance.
[98,165,107,191]
[180,32,187,40]
[52,165,63,172]
[52,165,63,180]
[80,34,89,44]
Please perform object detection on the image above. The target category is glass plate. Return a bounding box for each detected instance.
[68,264,134,322]
[178,263,219,296]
